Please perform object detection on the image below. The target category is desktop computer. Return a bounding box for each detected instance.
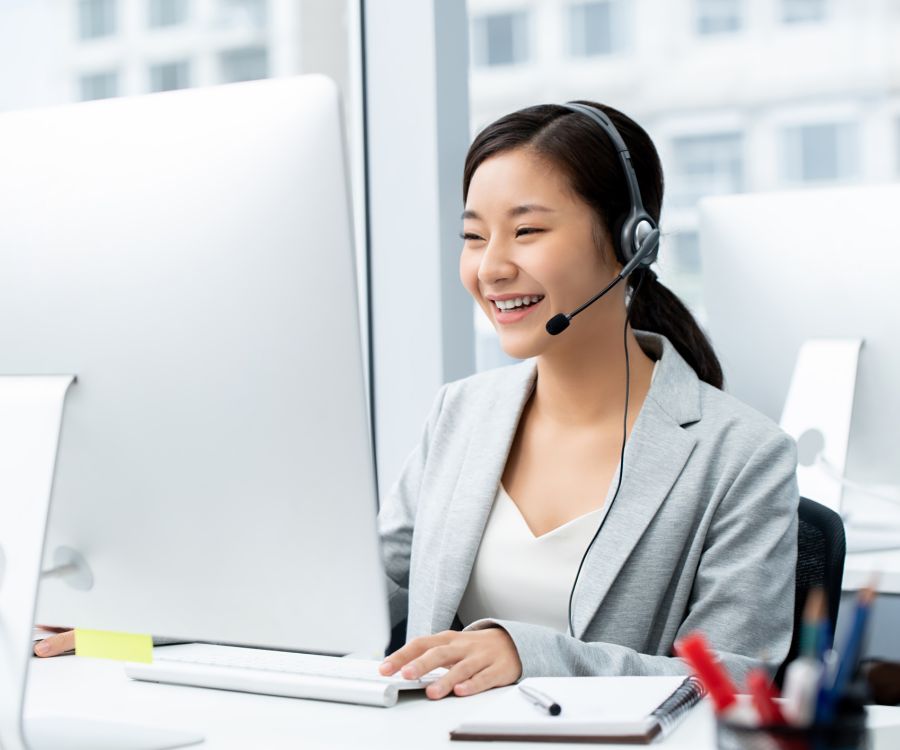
[699,185,900,549]
[0,75,427,749]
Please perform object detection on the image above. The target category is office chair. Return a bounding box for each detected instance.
[775,496,847,686]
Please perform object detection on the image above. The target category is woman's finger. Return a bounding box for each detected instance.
[380,631,452,675]
[425,657,485,700]
[400,643,461,680]
[33,629,75,657]
[453,665,502,697]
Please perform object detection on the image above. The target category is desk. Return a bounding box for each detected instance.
[24,656,900,750]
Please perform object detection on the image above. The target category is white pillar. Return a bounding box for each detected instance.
[363,0,474,496]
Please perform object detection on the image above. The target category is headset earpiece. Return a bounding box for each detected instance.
[561,101,660,271]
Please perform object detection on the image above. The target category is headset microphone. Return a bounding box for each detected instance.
[544,101,660,338]
[545,226,659,335]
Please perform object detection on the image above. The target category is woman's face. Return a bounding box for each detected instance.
[460,147,620,360]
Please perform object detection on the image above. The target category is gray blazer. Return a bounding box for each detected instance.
[378,332,799,682]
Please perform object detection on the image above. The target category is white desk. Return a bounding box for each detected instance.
[844,549,900,594]
[24,655,900,750]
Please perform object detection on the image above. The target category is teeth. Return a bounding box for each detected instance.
[494,295,543,311]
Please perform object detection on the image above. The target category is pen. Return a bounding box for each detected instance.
[782,588,826,726]
[518,684,562,716]
[818,585,875,723]
[746,669,787,726]
[674,632,738,715]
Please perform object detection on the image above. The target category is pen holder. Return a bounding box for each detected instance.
[715,692,868,750]
[716,716,867,750]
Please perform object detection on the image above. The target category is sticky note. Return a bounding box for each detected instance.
[74,629,153,663]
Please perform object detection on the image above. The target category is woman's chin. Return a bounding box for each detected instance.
[496,335,544,362]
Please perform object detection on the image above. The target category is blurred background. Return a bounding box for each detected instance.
[4,1,898,371]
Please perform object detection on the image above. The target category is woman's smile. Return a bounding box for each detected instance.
[488,294,546,324]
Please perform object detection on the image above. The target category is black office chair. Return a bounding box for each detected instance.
[775,496,846,686]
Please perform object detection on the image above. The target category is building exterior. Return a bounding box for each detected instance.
[0,1,352,109]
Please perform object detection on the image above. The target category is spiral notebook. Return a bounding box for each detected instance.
[450,676,705,744]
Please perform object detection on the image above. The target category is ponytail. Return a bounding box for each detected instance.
[629,269,724,389]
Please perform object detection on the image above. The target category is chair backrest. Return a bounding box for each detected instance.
[775,496,846,685]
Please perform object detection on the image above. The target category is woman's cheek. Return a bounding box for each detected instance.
[459,250,480,298]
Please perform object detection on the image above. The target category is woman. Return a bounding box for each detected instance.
[376,102,798,700]
[36,102,798,704]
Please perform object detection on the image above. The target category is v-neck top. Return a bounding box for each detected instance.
[456,363,659,633]
[456,483,604,633]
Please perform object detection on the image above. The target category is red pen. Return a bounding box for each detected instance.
[746,668,787,726]
[675,632,739,714]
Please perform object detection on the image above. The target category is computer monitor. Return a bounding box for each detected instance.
[0,75,389,657]
[699,185,900,527]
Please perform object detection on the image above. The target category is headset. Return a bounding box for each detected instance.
[546,102,660,637]
[545,102,661,336]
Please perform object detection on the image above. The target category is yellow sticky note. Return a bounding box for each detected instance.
[74,629,153,663]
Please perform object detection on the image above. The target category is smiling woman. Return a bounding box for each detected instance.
[377,101,798,702]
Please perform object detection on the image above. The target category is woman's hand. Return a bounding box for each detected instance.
[33,626,74,657]
[379,628,522,699]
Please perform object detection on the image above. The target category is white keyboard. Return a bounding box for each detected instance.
[124,643,447,708]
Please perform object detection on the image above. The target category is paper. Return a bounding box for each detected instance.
[75,629,153,663]
[452,676,690,739]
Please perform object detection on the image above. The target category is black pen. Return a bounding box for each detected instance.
[518,684,562,716]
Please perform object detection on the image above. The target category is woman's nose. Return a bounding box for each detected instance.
[477,238,517,286]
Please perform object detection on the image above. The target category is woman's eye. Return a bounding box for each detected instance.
[516,227,544,238]
[460,232,484,241]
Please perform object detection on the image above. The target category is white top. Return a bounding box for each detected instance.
[457,484,604,633]
[457,363,659,633]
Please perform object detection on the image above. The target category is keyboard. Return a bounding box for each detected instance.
[124,643,447,708]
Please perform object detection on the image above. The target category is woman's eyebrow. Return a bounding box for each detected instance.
[461,204,556,220]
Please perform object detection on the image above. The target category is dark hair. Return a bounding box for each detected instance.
[462,102,724,389]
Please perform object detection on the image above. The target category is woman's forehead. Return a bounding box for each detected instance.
[465,149,577,215]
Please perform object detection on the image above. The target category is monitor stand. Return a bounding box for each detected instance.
[0,375,203,750]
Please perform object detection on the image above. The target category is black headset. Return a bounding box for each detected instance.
[545,102,660,336]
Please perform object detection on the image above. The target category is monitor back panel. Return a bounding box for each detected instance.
[699,185,900,489]
[0,76,389,656]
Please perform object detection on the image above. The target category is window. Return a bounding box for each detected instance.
[782,122,858,183]
[568,0,625,58]
[220,47,269,83]
[149,0,189,28]
[219,0,266,29]
[78,0,116,40]
[149,60,191,92]
[781,0,827,24]
[695,0,742,35]
[471,11,529,68]
[79,71,119,101]
[662,231,704,314]
[669,133,743,207]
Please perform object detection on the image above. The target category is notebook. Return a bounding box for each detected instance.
[450,675,705,744]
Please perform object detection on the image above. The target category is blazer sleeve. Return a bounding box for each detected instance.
[464,431,799,684]
[377,384,449,628]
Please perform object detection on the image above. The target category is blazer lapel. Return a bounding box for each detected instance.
[571,333,702,639]
[429,361,537,633]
